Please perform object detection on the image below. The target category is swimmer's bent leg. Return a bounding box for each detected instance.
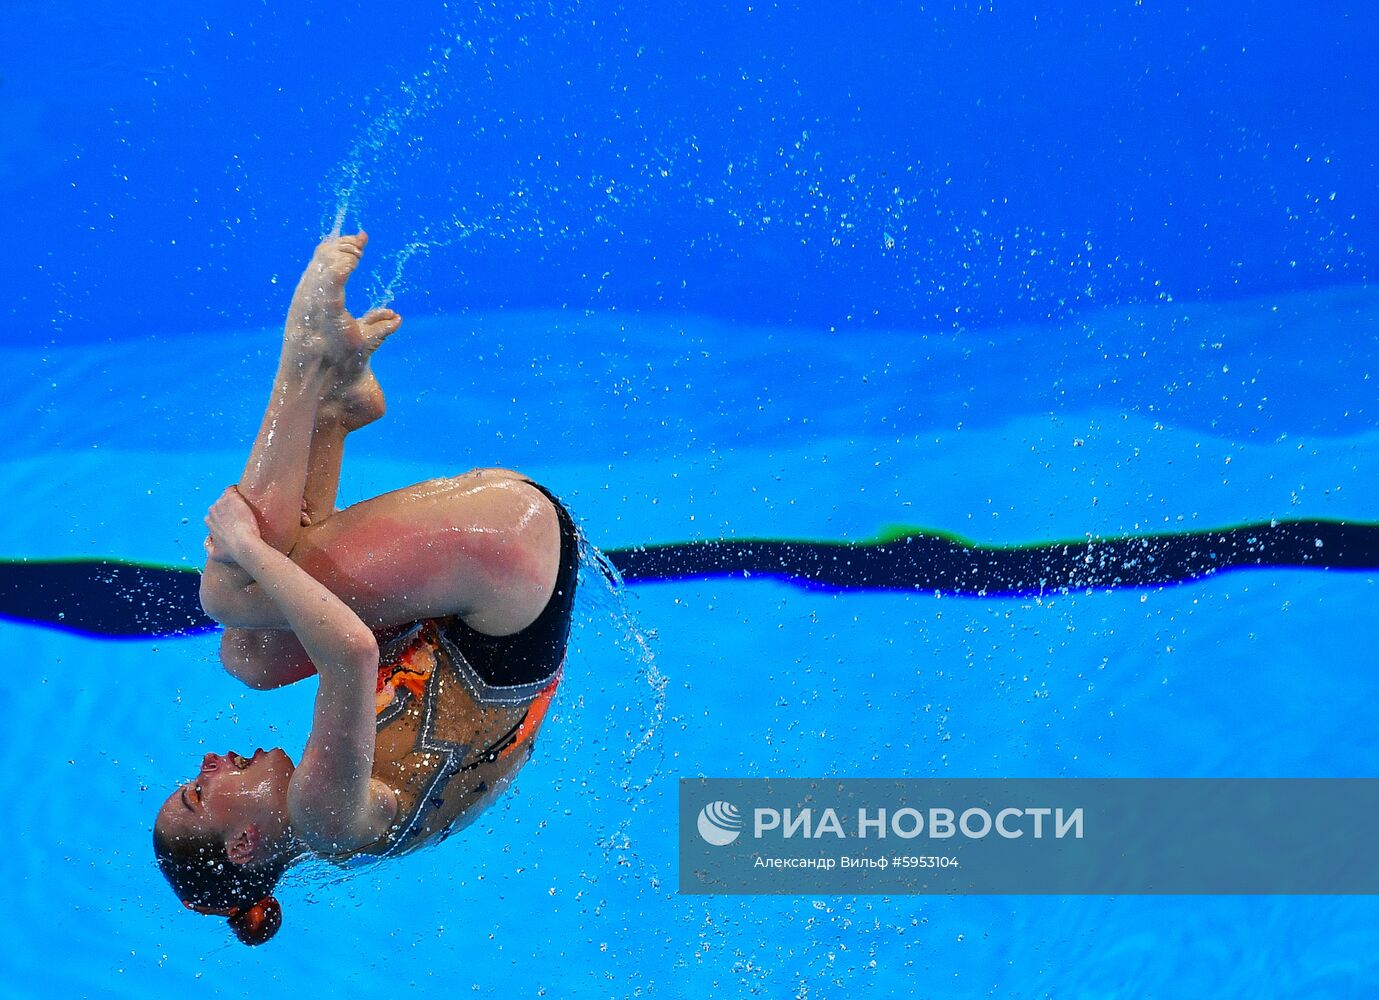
[221,628,318,690]
[212,471,561,688]
[200,237,398,627]
[214,402,375,691]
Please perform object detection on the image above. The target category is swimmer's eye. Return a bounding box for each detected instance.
[193,783,203,804]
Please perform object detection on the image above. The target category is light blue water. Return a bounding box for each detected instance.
[5,288,1378,995]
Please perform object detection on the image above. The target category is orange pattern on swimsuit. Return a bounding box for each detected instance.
[499,667,561,761]
[343,619,562,859]
[375,629,438,714]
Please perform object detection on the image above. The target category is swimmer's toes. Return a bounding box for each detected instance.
[360,307,403,346]
[313,232,369,284]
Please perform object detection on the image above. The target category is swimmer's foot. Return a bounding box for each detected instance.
[319,306,401,430]
[322,367,386,433]
[283,232,377,375]
[356,306,404,364]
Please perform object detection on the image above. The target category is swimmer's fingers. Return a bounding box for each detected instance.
[203,533,240,566]
[205,487,263,560]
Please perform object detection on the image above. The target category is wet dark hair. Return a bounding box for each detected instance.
[152,822,295,946]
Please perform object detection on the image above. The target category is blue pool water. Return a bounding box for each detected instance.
[4,2,1379,996]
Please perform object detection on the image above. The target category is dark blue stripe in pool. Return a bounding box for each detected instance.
[3,518,1377,638]
[612,519,1379,594]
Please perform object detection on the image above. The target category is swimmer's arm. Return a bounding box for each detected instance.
[231,544,392,849]
[205,488,395,850]
[199,500,304,629]
[199,497,281,626]
[200,563,291,630]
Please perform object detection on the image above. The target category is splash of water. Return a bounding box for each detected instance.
[556,528,670,889]
[581,532,667,792]
[324,42,466,239]
[365,215,489,309]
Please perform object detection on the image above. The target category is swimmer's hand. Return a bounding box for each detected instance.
[205,486,264,565]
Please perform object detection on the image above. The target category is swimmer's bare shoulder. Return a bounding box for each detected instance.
[290,776,399,855]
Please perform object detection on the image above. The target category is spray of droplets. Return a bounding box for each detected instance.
[580,531,667,793]
[324,37,466,238]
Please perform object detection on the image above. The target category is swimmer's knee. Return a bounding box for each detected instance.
[228,665,285,691]
[221,644,284,691]
[219,630,315,691]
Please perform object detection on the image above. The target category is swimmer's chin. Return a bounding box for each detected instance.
[263,747,295,770]
[242,746,296,774]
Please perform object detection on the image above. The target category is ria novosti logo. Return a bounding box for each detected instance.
[697,800,743,846]
[695,800,1085,845]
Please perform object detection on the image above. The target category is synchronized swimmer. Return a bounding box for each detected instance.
[154,234,578,945]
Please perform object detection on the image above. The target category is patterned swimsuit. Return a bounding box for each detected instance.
[344,483,578,859]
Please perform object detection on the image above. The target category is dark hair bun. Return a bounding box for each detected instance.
[228,895,282,946]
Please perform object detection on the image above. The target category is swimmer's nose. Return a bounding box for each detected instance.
[201,753,220,773]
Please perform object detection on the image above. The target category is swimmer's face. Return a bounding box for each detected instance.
[155,748,295,854]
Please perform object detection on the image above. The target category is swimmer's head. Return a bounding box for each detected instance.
[152,748,297,946]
